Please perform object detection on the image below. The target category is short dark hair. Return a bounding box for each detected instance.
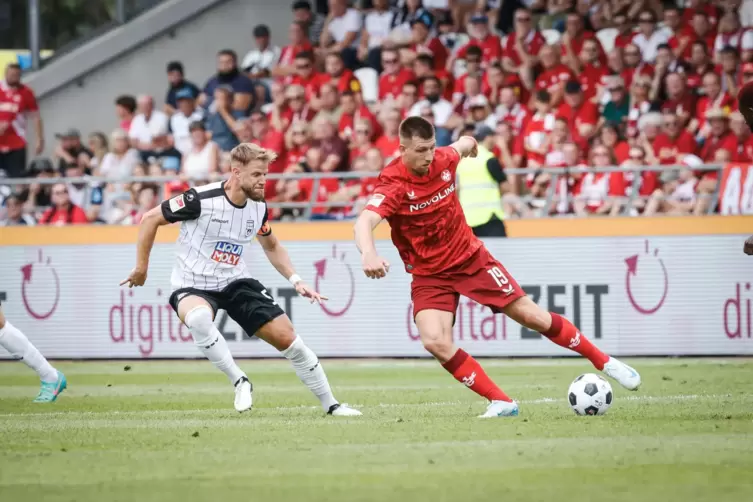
[423,75,441,87]
[292,0,311,11]
[691,40,708,53]
[6,63,21,71]
[415,54,434,67]
[218,49,238,61]
[188,121,206,132]
[340,90,356,99]
[721,45,740,57]
[466,45,483,59]
[166,61,184,73]
[253,24,270,38]
[295,50,315,61]
[399,116,435,142]
[535,89,551,104]
[115,95,137,113]
[656,43,672,52]
[326,51,344,61]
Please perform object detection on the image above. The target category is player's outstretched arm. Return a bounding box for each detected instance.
[120,206,169,288]
[450,136,478,159]
[354,209,390,279]
[257,232,328,304]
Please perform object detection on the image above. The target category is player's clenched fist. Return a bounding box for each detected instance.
[745,236,753,255]
[362,252,390,279]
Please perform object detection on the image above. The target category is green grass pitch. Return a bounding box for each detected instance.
[1,358,752,502]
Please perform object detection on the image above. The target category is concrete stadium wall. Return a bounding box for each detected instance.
[29,0,291,154]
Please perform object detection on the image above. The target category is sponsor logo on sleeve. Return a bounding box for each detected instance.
[368,193,386,207]
[169,194,186,213]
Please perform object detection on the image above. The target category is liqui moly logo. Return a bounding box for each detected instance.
[409,183,456,212]
[211,242,243,266]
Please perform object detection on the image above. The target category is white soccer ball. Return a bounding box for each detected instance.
[567,373,613,416]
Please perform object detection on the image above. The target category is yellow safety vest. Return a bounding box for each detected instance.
[456,145,506,228]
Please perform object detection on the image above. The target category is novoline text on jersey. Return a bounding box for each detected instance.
[409,183,456,212]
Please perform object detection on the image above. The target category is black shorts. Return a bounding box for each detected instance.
[0,148,27,178]
[169,278,285,336]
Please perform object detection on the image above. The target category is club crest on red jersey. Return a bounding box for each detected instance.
[441,170,451,182]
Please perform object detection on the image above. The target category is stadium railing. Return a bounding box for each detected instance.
[1,164,725,220]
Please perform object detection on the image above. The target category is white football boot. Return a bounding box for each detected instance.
[479,400,520,418]
[327,403,362,416]
[234,376,253,412]
[601,357,641,390]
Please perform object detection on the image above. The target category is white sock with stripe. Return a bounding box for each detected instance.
[0,321,58,383]
[281,336,338,412]
[184,307,246,385]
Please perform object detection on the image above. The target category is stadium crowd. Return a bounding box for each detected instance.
[1,0,752,228]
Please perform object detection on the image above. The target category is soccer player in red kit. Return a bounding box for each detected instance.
[354,117,641,418]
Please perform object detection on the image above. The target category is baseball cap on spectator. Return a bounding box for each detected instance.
[565,81,582,95]
[474,125,495,142]
[469,14,489,24]
[468,95,489,109]
[55,128,80,139]
[28,157,55,175]
[681,154,703,168]
[410,11,434,29]
[161,156,181,171]
[253,24,270,38]
[175,87,195,101]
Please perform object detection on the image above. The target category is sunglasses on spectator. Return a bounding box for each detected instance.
[355,129,370,135]
[383,58,398,64]
[295,63,310,70]
[625,52,640,57]
[639,18,654,23]
[630,154,645,160]
[53,189,68,195]
[516,16,530,22]
[609,87,624,92]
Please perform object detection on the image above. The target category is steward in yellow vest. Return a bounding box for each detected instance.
[456,126,508,237]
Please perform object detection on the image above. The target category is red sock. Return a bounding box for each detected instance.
[442,349,512,402]
[543,313,610,370]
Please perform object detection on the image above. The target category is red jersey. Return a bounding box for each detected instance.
[365,147,481,276]
[578,63,609,101]
[614,32,634,49]
[669,31,717,62]
[285,145,309,168]
[39,204,89,225]
[535,64,574,94]
[326,70,361,95]
[299,178,340,215]
[375,134,400,161]
[379,68,415,101]
[503,30,546,66]
[481,72,527,105]
[411,38,449,70]
[699,130,737,162]
[733,135,753,162]
[561,32,606,65]
[289,73,326,100]
[620,64,654,90]
[278,41,313,69]
[279,106,317,131]
[695,93,736,129]
[653,131,697,164]
[0,82,39,151]
[557,101,598,149]
[456,35,503,64]
[338,105,381,142]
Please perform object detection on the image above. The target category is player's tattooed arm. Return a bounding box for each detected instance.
[450,136,479,159]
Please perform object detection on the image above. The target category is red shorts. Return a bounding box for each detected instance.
[411,246,525,317]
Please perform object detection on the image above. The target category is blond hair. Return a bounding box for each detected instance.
[229,142,278,166]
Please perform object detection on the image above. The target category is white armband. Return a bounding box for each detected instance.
[288,274,302,285]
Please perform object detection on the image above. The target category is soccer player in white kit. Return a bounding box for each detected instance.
[0,304,67,402]
[121,143,360,416]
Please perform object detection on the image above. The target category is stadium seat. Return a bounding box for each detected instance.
[596,28,619,53]
[542,29,561,46]
[354,67,379,105]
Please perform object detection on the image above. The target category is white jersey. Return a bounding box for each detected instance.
[161,181,271,292]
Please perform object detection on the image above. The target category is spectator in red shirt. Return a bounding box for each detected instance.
[489,85,529,136]
[338,90,380,143]
[0,63,43,178]
[699,108,737,165]
[653,111,697,164]
[561,11,605,70]
[718,46,741,97]
[573,145,622,216]
[612,13,635,50]
[378,49,415,101]
[533,45,573,107]
[312,115,348,172]
[621,44,655,91]
[455,74,487,115]
[715,9,753,64]
[273,84,317,132]
[290,50,324,101]
[39,183,89,225]
[409,12,449,71]
[651,44,689,100]
[453,13,502,67]
[661,72,696,128]
[484,62,526,107]
[375,107,401,162]
[681,0,720,32]
[692,72,737,138]
[576,38,610,103]
[323,51,361,95]
[670,11,716,63]
[249,110,285,199]
[283,120,312,168]
[274,21,313,80]
[685,41,716,92]
[349,119,375,158]
[454,45,484,103]
[397,80,420,116]
[114,95,136,136]
[729,110,753,162]
[522,90,556,168]
[598,122,630,164]
[502,8,545,75]
[558,81,599,150]
[661,6,684,40]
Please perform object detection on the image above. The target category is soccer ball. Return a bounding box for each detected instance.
[567,373,613,416]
